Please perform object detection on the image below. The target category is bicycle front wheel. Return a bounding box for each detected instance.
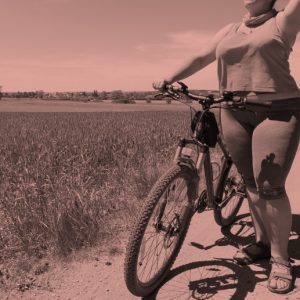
[214,163,245,227]
[124,164,197,297]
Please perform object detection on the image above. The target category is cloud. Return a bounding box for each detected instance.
[132,30,217,90]
[132,30,218,90]
[135,30,214,58]
[135,45,148,53]
[166,30,213,49]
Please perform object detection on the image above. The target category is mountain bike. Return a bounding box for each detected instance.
[124,82,271,297]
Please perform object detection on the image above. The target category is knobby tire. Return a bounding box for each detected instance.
[124,164,197,297]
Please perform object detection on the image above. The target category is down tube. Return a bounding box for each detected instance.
[203,151,215,209]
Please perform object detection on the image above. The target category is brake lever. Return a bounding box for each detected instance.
[177,81,189,93]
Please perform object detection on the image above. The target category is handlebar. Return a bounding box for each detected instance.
[153,82,273,108]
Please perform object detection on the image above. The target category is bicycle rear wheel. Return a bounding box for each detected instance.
[124,164,197,297]
[214,163,245,227]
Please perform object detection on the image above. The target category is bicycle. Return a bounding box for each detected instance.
[124,82,272,297]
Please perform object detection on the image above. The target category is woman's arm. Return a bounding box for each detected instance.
[283,0,300,26]
[155,23,234,87]
[276,0,300,44]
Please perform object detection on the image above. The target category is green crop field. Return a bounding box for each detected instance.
[0,111,193,258]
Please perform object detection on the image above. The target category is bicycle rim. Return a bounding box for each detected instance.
[124,165,196,296]
[137,176,191,284]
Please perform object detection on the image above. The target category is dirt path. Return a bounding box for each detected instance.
[2,151,300,300]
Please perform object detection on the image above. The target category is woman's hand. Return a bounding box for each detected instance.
[152,80,171,91]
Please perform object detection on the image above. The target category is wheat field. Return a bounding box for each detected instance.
[0,111,191,257]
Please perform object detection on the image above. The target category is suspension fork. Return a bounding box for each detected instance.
[173,138,207,199]
[173,138,208,172]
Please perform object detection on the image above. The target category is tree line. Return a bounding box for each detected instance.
[0,89,218,101]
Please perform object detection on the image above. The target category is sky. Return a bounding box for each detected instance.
[0,0,299,92]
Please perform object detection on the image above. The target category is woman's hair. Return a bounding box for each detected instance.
[271,0,277,8]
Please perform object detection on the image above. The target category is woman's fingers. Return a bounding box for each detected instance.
[152,80,166,90]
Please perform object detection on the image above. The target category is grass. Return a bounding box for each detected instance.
[0,111,192,259]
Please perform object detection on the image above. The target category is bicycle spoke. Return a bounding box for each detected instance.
[163,179,187,221]
[145,233,160,281]
[147,235,165,281]
[136,176,190,284]
[139,234,164,280]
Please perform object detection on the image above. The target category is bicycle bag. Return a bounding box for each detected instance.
[191,111,219,148]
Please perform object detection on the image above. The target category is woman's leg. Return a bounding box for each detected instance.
[245,186,269,245]
[252,111,300,260]
[252,110,300,291]
[221,109,269,245]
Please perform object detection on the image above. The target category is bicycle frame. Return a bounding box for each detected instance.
[124,82,269,298]
[173,135,234,210]
[157,82,256,211]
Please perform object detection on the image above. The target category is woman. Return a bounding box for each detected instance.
[154,0,300,294]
